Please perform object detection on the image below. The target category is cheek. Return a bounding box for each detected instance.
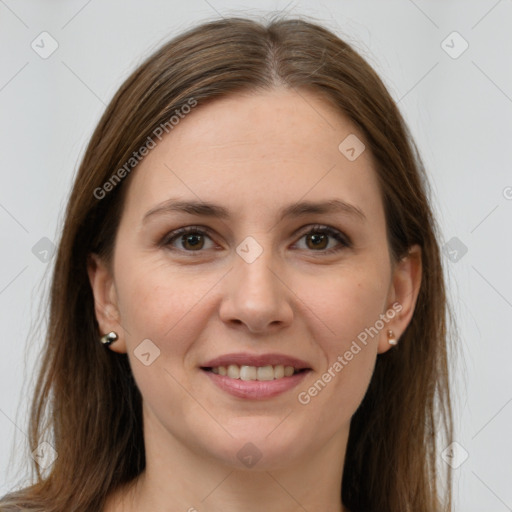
[113,262,214,410]
[309,259,390,347]
[114,233,390,398]
[114,249,218,341]
[297,261,389,420]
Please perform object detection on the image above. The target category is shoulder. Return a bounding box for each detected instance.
[0,503,45,512]
[0,491,43,512]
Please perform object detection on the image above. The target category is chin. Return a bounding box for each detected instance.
[204,425,307,471]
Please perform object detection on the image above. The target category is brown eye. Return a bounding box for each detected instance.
[162,227,215,252]
[162,224,350,256]
[294,225,350,254]
[305,232,329,250]
[181,232,205,251]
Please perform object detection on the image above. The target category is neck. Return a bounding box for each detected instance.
[104,405,349,512]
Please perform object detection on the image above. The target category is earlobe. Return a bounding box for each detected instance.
[377,245,422,354]
[87,253,127,353]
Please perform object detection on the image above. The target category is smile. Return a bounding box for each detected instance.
[201,366,311,400]
[203,364,305,381]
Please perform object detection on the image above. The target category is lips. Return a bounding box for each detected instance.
[203,368,310,399]
[200,352,312,371]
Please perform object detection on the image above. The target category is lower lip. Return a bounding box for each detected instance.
[201,369,311,400]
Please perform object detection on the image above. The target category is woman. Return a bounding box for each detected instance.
[0,15,453,512]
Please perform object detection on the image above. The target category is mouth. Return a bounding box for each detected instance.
[200,364,310,381]
[200,365,312,400]
[199,352,313,399]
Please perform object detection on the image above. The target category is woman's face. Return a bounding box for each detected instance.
[89,88,420,470]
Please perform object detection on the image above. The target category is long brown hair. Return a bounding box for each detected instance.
[0,15,453,512]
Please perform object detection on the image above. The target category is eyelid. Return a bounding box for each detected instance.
[293,223,351,247]
[161,223,351,254]
[160,225,218,249]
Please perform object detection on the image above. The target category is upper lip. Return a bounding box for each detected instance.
[201,352,312,370]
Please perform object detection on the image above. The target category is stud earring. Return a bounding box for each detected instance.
[100,331,119,346]
[387,329,398,346]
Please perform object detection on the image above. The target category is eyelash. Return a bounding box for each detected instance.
[160,224,351,256]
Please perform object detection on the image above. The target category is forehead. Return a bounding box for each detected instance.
[120,88,383,225]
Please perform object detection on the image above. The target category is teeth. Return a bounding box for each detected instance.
[209,364,300,380]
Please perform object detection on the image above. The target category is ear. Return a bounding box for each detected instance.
[377,244,422,354]
[87,253,127,354]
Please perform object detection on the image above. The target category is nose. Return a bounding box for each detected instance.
[218,241,294,334]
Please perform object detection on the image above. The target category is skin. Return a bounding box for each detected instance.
[88,88,422,512]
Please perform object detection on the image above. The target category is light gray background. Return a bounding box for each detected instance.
[1,1,511,510]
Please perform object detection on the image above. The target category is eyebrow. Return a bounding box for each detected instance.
[142,198,366,224]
